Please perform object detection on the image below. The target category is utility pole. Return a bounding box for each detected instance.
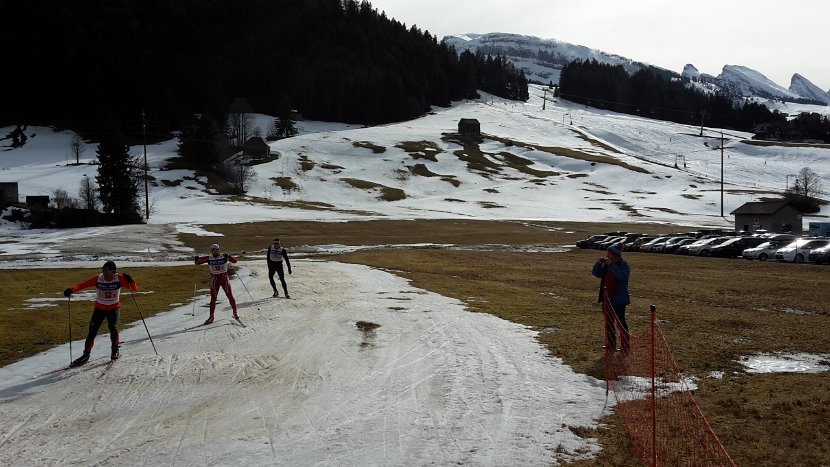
[720,131,724,217]
[142,110,149,222]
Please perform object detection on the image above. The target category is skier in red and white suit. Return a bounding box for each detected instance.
[195,243,239,325]
[63,260,138,366]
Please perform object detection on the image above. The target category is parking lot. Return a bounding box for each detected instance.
[577,230,830,264]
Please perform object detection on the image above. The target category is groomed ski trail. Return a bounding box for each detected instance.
[0,260,611,466]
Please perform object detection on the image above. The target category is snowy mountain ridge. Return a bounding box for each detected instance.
[445,33,830,105]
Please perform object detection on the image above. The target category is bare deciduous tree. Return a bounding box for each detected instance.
[78,175,99,211]
[51,188,77,209]
[791,167,824,198]
[229,160,257,194]
[227,97,254,148]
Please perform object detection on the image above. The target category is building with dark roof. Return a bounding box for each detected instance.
[243,136,271,160]
[457,118,480,137]
[730,201,803,234]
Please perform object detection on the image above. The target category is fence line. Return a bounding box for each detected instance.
[602,299,736,466]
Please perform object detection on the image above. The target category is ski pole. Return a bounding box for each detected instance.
[235,270,260,311]
[67,296,73,365]
[127,285,158,356]
[191,262,199,316]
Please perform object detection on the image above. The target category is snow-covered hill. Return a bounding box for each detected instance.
[718,65,803,101]
[2,84,830,262]
[443,33,830,107]
[790,73,830,105]
[443,33,651,85]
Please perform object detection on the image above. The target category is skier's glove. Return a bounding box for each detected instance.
[123,273,133,284]
[194,255,199,263]
[63,288,73,298]
[223,253,229,259]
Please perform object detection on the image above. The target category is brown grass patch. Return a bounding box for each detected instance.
[160,179,183,187]
[496,152,560,177]
[575,132,625,154]
[396,141,443,161]
[320,163,344,172]
[353,141,387,153]
[442,135,502,177]
[408,163,460,187]
[271,176,298,191]
[298,155,315,171]
[485,133,648,174]
[341,178,407,201]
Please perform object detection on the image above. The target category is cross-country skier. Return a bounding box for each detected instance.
[195,243,239,324]
[266,238,292,298]
[63,260,137,366]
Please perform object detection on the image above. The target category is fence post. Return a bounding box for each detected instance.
[650,304,657,466]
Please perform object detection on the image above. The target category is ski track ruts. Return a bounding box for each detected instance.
[18,362,114,461]
[171,366,202,465]
[0,411,34,450]
[256,403,278,461]
[300,401,337,465]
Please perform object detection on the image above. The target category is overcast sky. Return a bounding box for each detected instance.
[369,0,830,92]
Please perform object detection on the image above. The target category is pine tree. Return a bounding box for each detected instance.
[178,114,224,170]
[274,96,299,139]
[95,117,141,223]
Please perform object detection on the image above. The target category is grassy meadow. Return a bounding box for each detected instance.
[2,219,828,466]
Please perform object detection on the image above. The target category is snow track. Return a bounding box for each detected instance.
[0,261,610,465]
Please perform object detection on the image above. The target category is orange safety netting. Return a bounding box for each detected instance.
[603,302,736,466]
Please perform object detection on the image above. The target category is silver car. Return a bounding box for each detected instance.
[741,241,779,261]
[686,236,734,256]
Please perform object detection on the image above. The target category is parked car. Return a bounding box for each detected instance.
[763,233,797,244]
[662,237,697,254]
[687,236,734,256]
[742,241,780,261]
[675,236,714,255]
[589,233,625,249]
[595,236,626,250]
[710,237,768,258]
[639,237,669,253]
[627,236,657,252]
[650,236,689,253]
[775,239,830,263]
[576,234,609,249]
[807,244,830,264]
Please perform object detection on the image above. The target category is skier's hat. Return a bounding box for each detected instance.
[210,243,220,250]
[102,260,117,272]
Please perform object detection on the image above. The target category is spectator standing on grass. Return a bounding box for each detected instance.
[591,242,631,352]
[195,243,239,324]
[266,238,292,298]
[63,260,137,366]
